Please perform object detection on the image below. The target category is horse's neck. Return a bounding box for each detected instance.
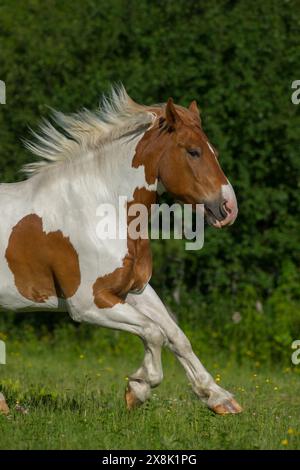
[33,130,158,217]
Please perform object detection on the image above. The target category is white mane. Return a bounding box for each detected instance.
[23,85,157,176]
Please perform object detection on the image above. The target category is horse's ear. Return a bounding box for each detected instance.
[189,100,200,117]
[165,97,180,128]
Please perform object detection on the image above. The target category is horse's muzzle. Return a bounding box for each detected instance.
[205,183,238,228]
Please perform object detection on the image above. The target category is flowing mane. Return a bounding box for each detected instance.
[23,85,157,176]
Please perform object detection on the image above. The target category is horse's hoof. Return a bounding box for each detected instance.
[0,393,9,415]
[211,398,243,415]
[125,386,142,410]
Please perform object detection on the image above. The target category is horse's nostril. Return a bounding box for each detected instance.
[220,201,228,218]
[223,201,232,216]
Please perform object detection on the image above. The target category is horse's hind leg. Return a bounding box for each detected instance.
[127,285,242,415]
[0,392,9,415]
[125,326,164,410]
[68,300,165,409]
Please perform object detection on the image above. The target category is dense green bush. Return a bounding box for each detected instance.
[0,0,299,361]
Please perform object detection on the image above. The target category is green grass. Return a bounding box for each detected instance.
[0,327,299,450]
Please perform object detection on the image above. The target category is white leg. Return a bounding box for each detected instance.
[67,300,165,407]
[127,285,242,414]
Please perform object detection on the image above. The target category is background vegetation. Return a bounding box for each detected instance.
[0,0,300,367]
[1,327,299,449]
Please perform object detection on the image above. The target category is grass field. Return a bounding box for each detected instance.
[0,325,299,450]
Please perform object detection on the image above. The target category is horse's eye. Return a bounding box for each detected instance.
[187,148,201,158]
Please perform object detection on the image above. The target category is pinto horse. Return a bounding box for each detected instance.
[0,86,241,415]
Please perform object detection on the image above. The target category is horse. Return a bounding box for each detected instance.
[0,86,241,415]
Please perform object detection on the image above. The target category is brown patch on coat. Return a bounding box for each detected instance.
[132,125,162,185]
[5,214,80,303]
[93,242,152,309]
[93,188,156,308]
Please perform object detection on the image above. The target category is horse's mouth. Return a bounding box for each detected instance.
[204,206,224,228]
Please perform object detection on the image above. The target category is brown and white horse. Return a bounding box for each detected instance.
[0,86,241,415]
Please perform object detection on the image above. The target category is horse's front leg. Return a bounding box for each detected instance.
[127,285,242,415]
[67,297,165,409]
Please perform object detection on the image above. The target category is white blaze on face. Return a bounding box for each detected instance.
[222,180,237,205]
[207,142,216,157]
[204,140,238,227]
[220,180,238,226]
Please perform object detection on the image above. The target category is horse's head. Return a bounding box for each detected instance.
[154,98,238,228]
